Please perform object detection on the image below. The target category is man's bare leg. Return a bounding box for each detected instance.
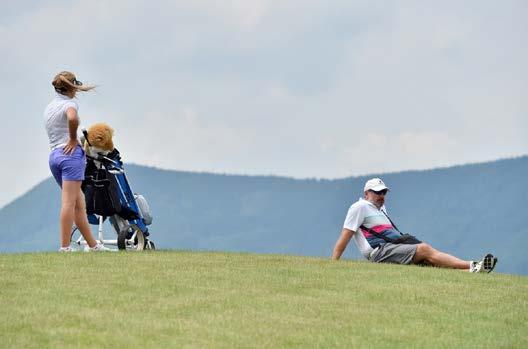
[412,243,470,270]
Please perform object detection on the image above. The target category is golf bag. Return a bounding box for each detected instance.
[81,147,154,250]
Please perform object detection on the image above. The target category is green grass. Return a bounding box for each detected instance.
[0,251,527,348]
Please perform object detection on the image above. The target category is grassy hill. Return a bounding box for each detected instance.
[0,251,526,348]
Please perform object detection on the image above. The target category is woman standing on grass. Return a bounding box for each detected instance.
[44,71,109,252]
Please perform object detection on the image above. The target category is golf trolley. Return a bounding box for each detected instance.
[71,130,155,251]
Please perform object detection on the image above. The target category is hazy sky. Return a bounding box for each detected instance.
[1,0,527,208]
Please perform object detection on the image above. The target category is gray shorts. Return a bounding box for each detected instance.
[369,243,418,264]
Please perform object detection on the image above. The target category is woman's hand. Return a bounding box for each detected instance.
[63,138,79,155]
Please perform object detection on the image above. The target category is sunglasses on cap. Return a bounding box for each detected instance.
[369,189,388,196]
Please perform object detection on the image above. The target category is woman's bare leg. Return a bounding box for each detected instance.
[61,181,96,248]
[74,190,97,248]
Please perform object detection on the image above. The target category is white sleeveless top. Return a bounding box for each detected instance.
[43,93,79,150]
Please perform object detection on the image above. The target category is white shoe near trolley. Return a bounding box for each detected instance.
[84,243,116,252]
[58,246,78,252]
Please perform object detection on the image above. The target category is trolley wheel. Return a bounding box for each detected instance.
[145,239,156,250]
[117,224,146,251]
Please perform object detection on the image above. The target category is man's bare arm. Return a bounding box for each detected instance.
[332,228,354,260]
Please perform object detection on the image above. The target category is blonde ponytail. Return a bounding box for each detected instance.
[52,71,96,95]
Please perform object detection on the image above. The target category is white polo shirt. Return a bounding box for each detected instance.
[343,198,393,258]
[44,93,79,150]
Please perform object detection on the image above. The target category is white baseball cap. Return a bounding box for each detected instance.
[364,178,390,192]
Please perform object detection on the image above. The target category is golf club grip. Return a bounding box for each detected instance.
[82,128,92,146]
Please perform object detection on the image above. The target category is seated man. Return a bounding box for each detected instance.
[332,178,497,273]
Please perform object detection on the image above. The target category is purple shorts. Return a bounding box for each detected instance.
[49,145,86,187]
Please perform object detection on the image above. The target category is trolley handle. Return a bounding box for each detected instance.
[86,153,120,168]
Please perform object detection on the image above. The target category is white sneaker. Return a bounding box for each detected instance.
[482,253,498,273]
[59,246,78,252]
[469,260,483,273]
[84,243,115,252]
[470,254,498,273]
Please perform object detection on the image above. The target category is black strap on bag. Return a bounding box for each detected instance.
[360,211,421,245]
[83,169,122,217]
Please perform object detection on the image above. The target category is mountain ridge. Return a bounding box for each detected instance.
[1,155,526,275]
